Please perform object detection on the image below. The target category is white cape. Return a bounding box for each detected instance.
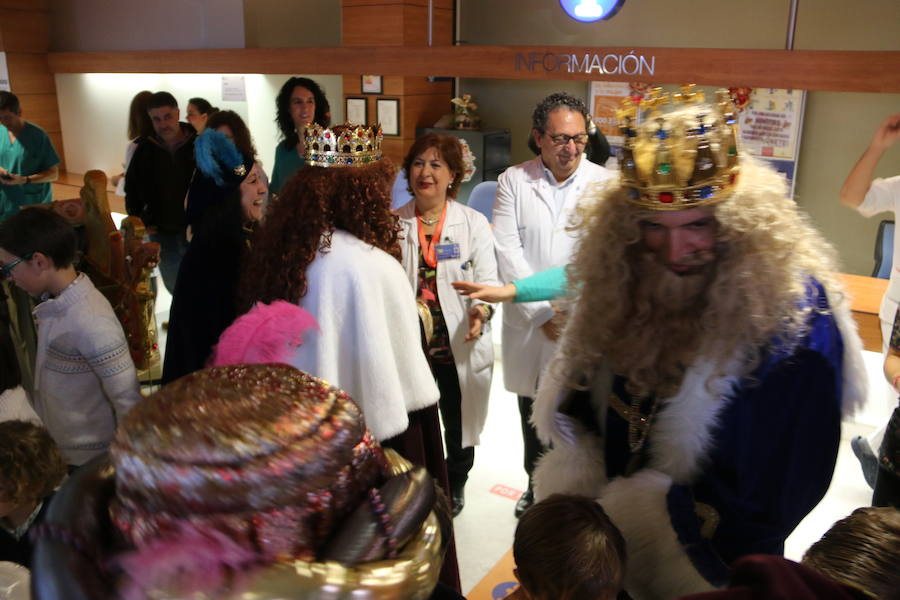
[289,230,439,441]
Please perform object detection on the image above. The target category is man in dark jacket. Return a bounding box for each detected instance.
[125,91,195,295]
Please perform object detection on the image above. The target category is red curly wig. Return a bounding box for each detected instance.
[239,159,401,310]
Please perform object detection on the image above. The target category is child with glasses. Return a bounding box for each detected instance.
[0,207,140,468]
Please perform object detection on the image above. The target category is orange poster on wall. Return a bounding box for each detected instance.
[588,81,630,146]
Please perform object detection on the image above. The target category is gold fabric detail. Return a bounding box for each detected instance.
[694,501,721,540]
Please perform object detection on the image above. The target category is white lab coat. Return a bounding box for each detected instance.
[397,200,499,447]
[492,156,615,397]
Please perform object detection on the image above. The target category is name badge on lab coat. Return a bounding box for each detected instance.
[436,243,461,261]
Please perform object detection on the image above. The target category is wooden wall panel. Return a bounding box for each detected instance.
[402,5,428,46]
[0,0,48,11]
[0,9,50,53]
[402,93,450,134]
[0,4,64,171]
[19,93,60,132]
[5,52,55,94]
[343,0,452,7]
[342,75,405,95]
[381,137,410,166]
[342,1,451,46]
[344,74,451,97]
[48,46,900,93]
[46,131,66,171]
[343,6,406,46]
[403,77,453,96]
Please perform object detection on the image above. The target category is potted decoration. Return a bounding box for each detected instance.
[451,94,481,130]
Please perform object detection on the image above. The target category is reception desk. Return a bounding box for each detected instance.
[839,273,888,353]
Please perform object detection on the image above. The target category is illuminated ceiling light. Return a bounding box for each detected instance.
[558,0,626,22]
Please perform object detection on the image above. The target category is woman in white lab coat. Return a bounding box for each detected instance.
[396,133,498,517]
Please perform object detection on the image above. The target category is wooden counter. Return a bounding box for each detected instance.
[51,171,125,214]
[839,272,888,353]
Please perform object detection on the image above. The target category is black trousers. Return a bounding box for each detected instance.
[149,230,188,295]
[518,395,546,484]
[433,362,474,492]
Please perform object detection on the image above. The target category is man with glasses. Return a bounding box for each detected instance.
[492,92,614,517]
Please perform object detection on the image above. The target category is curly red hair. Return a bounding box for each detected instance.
[239,159,401,310]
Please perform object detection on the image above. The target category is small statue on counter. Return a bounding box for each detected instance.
[451,94,480,130]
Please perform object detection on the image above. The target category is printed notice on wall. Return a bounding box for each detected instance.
[588,81,631,147]
[739,88,806,196]
[0,53,10,92]
[588,81,632,169]
[221,75,246,102]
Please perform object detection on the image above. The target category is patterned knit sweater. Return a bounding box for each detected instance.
[33,274,141,465]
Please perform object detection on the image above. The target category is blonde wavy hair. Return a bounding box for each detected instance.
[557,156,843,398]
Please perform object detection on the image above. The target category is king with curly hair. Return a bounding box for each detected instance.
[531,92,869,599]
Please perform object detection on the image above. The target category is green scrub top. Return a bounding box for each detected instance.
[0,121,60,221]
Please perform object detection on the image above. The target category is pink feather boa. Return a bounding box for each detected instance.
[116,522,260,599]
[211,301,318,366]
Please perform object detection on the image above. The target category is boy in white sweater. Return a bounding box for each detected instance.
[0,208,141,466]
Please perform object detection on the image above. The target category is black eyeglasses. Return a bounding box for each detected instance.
[546,133,589,147]
[0,252,32,280]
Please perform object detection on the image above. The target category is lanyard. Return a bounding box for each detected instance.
[416,202,448,268]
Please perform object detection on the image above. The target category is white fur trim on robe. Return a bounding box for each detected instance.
[0,385,41,425]
[599,470,716,600]
[531,276,869,598]
[827,286,868,417]
[534,281,868,452]
[288,230,439,441]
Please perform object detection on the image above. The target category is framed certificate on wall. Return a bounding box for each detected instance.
[377,98,400,136]
[361,75,383,94]
[345,97,367,125]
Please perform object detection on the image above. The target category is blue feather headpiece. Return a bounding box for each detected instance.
[195,128,248,187]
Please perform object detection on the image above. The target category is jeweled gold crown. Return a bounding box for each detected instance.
[304,123,383,167]
[617,85,740,211]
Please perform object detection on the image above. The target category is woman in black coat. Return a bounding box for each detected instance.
[162,127,267,384]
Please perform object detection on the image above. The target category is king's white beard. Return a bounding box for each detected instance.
[605,254,719,397]
[635,253,716,314]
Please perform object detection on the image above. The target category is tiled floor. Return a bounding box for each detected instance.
[150,288,884,597]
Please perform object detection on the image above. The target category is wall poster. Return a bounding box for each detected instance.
[0,53,10,92]
[738,88,807,198]
[588,81,631,168]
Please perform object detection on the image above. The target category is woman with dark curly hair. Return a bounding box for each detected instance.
[240,123,463,592]
[240,123,438,443]
[270,77,331,196]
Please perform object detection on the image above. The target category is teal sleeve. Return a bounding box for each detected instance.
[271,144,305,195]
[512,265,568,303]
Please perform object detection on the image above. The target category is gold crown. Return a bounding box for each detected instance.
[617,85,740,211]
[304,123,383,167]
